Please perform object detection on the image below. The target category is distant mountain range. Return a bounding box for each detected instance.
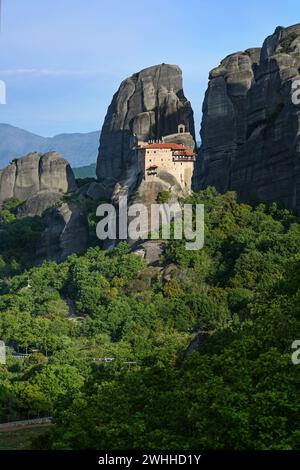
[0,123,100,169]
[73,163,96,179]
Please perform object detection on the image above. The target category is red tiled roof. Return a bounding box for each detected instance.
[143,143,187,150]
[139,142,196,157]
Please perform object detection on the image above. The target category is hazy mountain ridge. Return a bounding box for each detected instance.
[0,123,100,169]
[73,163,96,179]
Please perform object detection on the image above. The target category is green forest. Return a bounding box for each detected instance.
[1,188,300,450]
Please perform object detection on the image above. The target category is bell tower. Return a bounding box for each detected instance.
[178,123,185,134]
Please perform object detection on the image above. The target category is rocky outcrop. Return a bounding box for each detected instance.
[17,191,62,218]
[0,152,88,263]
[193,47,261,192]
[133,241,165,267]
[97,64,196,197]
[162,132,195,151]
[36,202,89,264]
[194,24,300,214]
[0,152,76,204]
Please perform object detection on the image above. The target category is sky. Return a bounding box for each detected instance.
[0,0,299,137]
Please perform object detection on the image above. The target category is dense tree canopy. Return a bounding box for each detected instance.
[1,188,300,449]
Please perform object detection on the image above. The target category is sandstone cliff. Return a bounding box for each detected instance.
[96,64,196,197]
[193,24,300,213]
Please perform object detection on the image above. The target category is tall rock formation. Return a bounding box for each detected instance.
[194,24,300,214]
[0,151,76,207]
[96,64,196,197]
[0,152,89,262]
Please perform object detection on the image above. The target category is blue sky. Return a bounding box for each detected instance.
[0,0,299,137]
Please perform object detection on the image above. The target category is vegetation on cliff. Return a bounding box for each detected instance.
[1,188,300,449]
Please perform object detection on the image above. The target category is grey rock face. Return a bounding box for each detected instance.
[193,48,261,193]
[133,241,164,267]
[0,152,87,264]
[85,181,109,201]
[162,132,195,151]
[97,64,195,196]
[0,164,16,202]
[36,202,89,264]
[194,24,300,213]
[0,152,76,205]
[17,191,62,218]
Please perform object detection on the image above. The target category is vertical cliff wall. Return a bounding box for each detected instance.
[194,24,300,213]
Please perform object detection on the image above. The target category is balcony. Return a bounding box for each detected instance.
[172,155,196,162]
